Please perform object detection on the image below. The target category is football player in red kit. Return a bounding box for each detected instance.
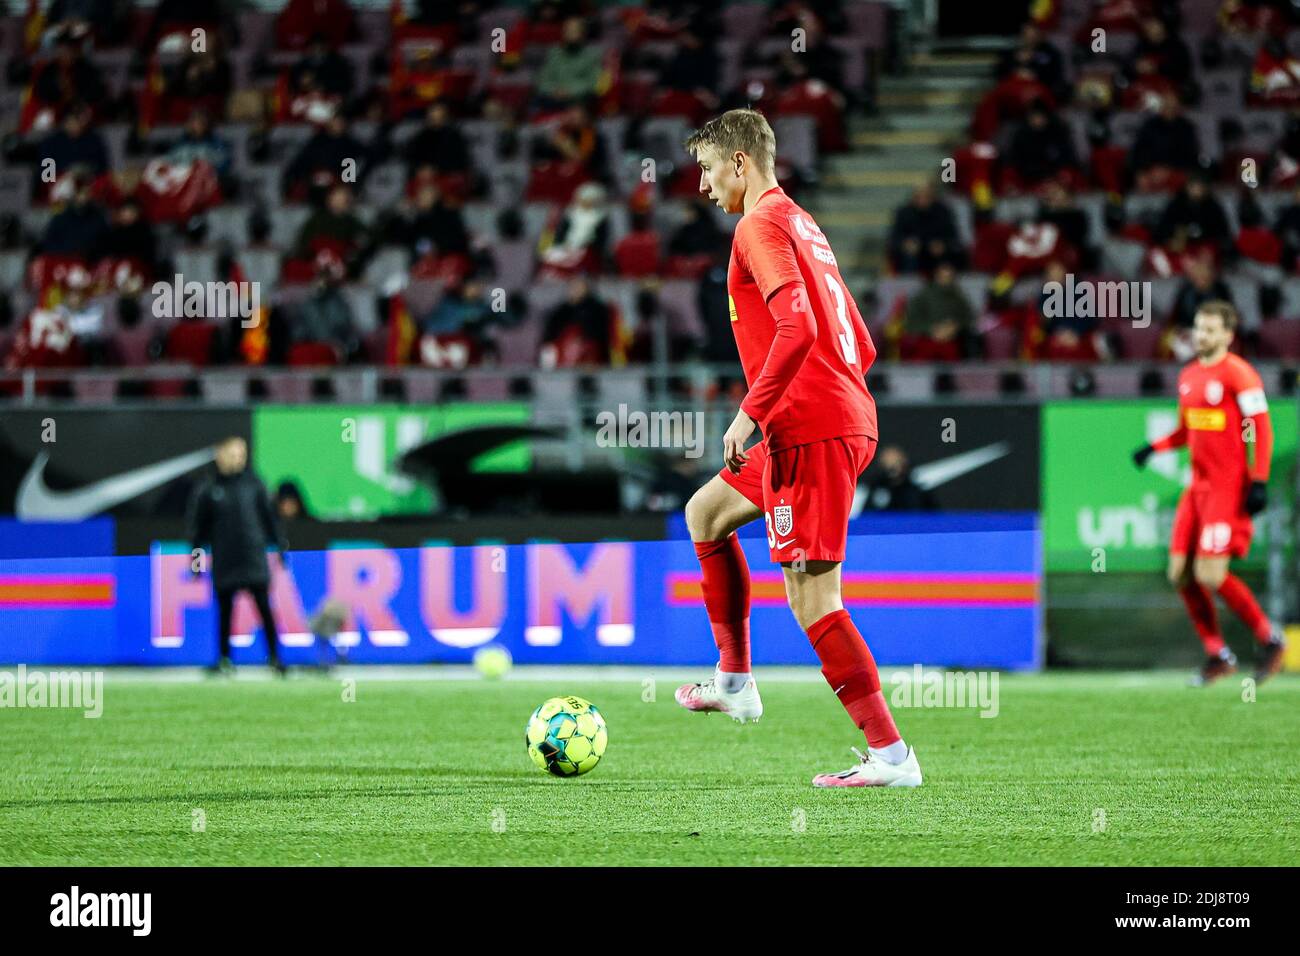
[1133,301,1287,685]
[676,109,921,787]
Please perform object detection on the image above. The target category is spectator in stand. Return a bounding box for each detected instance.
[770,12,846,92]
[888,183,962,274]
[1274,183,1300,270]
[1130,93,1201,190]
[534,18,605,113]
[411,0,483,32]
[696,259,738,364]
[1249,34,1300,105]
[862,446,938,512]
[1154,174,1231,254]
[292,254,360,360]
[43,1,126,47]
[530,101,609,185]
[276,0,355,50]
[289,32,355,100]
[1005,100,1079,190]
[403,101,470,181]
[900,261,974,361]
[1171,250,1233,331]
[39,178,109,259]
[139,0,234,58]
[1037,180,1093,268]
[400,181,470,260]
[167,108,234,190]
[1124,16,1195,105]
[94,197,160,281]
[33,33,106,118]
[36,103,109,191]
[767,0,849,38]
[57,265,109,359]
[283,113,370,203]
[997,21,1067,103]
[668,195,728,260]
[1235,193,1282,265]
[420,276,492,337]
[165,45,232,106]
[538,182,611,276]
[659,30,720,109]
[540,276,613,366]
[1038,259,1108,361]
[294,183,372,276]
[971,64,1056,141]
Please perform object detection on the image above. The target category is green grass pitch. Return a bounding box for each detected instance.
[1,669,1296,866]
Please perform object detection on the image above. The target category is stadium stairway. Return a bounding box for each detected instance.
[803,42,1006,291]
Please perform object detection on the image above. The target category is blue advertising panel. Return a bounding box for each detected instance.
[0,515,1041,669]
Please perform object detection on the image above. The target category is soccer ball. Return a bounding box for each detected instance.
[525,695,608,777]
[473,644,512,679]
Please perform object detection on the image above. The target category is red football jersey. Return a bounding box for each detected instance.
[727,186,877,452]
[1155,353,1272,488]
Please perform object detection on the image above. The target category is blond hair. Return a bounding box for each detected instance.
[683,108,776,174]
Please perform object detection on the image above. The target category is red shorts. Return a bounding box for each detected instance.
[1169,485,1253,559]
[719,435,876,564]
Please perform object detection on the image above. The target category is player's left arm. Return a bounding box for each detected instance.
[1237,365,1273,514]
[723,217,813,471]
[735,217,814,421]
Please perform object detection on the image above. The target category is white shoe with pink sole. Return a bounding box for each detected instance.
[674,669,763,723]
[812,746,923,788]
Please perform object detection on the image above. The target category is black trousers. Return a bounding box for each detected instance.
[215,585,281,664]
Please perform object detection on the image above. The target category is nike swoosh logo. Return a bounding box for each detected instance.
[910,442,1012,491]
[776,538,796,549]
[16,448,215,520]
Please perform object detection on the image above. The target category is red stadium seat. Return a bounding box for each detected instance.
[164,322,218,367]
[614,232,661,277]
[287,342,341,366]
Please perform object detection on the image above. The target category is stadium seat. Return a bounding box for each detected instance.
[164,321,218,366]
[287,342,341,366]
[1257,319,1300,359]
[614,232,662,277]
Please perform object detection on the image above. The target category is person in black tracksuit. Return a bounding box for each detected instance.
[187,436,290,674]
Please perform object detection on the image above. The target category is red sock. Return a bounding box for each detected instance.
[694,535,751,673]
[1179,583,1225,656]
[1217,573,1273,643]
[805,608,900,749]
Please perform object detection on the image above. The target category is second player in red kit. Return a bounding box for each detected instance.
[1133,301,1287,684]
[675,109,921,788]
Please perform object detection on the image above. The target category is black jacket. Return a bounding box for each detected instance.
[187,469,287,591]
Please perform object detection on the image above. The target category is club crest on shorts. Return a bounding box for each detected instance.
[773,504,793,537]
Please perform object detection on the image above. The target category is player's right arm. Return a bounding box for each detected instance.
[1133,399,1187,468]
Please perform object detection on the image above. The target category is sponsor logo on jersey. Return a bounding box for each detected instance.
[812,243,837,266]
[790,214,829,245]
[1186,407,1227,431]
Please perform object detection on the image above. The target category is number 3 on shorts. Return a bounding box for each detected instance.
[824,274,857,367]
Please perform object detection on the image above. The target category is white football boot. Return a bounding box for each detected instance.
[674,668,763,723]
[812,746,923,788]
